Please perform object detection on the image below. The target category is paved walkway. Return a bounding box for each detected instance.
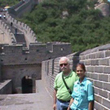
[0,80,53,110]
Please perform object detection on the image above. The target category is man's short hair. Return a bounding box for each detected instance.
[59,57,70,65]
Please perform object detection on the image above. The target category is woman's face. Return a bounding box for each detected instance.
[76,65,85,79]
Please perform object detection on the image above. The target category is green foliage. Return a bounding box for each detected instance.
[0,0,19,7]
[7,0,110,52]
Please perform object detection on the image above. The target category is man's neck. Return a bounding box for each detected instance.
[63,69,71,76]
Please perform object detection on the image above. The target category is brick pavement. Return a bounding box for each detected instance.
[0,80,53,110]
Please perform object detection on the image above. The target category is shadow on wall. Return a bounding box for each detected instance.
[72,51,82,71]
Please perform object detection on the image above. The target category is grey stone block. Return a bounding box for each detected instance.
[95,52,105,58]
[89,73,99,80]
[84,60,91,65]
[103,66,110,74]
[89,53,96,59]
[95,95,102,104]
[94,80,102,88]
[109,92,110,100]
[94,66,104,73]
[105,50,110,57]
[94,101,108,110]
[91,59,99,65]
[103,82,110,91]
[99,89,108,98]
[103,98,110,109]
[87,66,95,72]
[99,74,108,82]
[99,58,109,66]
[80,55,85,60]
[94,87,99,94]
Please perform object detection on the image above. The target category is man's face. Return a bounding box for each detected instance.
[59,59,69,72]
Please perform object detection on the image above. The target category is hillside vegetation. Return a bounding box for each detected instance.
[0,0,19,7]
[3,0,110,52]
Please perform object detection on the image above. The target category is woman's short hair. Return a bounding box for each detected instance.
[76,62,86,71]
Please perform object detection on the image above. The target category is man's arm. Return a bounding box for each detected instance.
[88,101,94,110]
[53,89,57,110]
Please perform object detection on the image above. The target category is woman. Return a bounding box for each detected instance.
[67,63,94,110]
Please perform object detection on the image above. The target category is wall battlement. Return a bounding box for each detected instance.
[0,42,71,56]
[5,12,37,48]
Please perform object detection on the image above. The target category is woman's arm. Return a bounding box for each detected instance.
[67,98,74,110]
[88,101,94,110]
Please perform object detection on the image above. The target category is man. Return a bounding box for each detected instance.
[53,57,78,110]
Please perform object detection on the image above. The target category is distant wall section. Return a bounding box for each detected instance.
[8,0,37,18]
[0,42,72,93]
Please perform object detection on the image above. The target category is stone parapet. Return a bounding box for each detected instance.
[0,80,12,94]
[42,44,110,110]
[5,12,37,48]
[0,20,16,44]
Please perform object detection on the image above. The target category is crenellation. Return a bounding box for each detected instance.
[29,43,46,53]
[0,42,71,67]
[53,43,71,53]
[3,45,23,54]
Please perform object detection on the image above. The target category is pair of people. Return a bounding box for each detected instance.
[53,57,94,110]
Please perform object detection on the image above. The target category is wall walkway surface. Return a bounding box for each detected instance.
[42,44,110,110]
[0,80,53,110]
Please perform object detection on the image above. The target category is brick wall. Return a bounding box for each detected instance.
[42,44,110,110]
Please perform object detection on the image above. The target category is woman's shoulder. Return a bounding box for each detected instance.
[86,78,93,85]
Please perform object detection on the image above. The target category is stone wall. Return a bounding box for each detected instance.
[8,0,37,18]
[0,42,72,93]
[1,64,41,93]
[0,43,71,65]
[0,57,1,81]
[42,44,110,110]
[0,80,12,94]
[5,12,37,48]
[0,20,16,44]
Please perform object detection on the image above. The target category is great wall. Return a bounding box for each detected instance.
[0,0,110,110]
